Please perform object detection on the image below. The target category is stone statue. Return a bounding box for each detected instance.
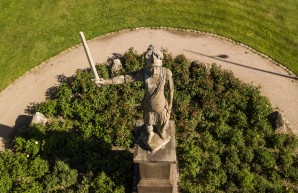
[94,45,174,150]
[79,35,178,190]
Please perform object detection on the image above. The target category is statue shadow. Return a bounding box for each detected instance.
[134,124,151,151]
[0,124,12,139]
[0,115,32,149]
[14,125,134,191]
[27,75,74,110]
[0,124,12,148]
[45,74,75,100]
[5,73,135,191]
[25,74,75,115]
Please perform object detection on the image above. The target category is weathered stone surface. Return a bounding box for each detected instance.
[111,58,123,74]
[136,163,178,193]
[135,120,171,153]
[95,45,174,147]
[91,45,177,192]
[31,112,47,126]
[134,120,177,162]
[267,111,292,134]
[146,134,171,154]
[267,111,284,129]
[133,120,178,193]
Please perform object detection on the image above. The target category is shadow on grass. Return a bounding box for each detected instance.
[184,49,298,80]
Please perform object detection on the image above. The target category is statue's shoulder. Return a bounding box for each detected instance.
[163,67,173,77]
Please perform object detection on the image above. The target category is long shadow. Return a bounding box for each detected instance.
[0,116,32,138]
[0,115,33,149]
[184,49,298,80]
[1,74,75,149]
[2,72,136,191]
[0,124,13,149]
[13,124,134,192]
[0,124,12,139]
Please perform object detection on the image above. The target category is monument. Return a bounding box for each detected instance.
[80,32,178,193]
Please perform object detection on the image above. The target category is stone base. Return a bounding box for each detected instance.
[132,163,178,193]
[136,163,178,193]
[135,120,172,154]
[133,120,178,193]
[144,133,171,154]
[138,180,172,193]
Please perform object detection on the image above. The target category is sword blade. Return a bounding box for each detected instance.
[79,32,100,80]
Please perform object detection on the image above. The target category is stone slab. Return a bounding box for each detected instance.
[133,163,178,193]
[145,131,171,153]
[139,163,178,192]
[137,180,172,193]
[133,120,177,163]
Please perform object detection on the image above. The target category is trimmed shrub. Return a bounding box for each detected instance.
[1,49,297,192]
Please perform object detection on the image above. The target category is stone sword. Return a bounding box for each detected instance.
[79,32,100,81]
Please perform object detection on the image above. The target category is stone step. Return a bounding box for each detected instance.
[138,180,173,193]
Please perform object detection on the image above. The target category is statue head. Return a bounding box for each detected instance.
[145,45,163,69]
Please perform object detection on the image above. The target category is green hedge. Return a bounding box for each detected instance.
[0,49,297,192]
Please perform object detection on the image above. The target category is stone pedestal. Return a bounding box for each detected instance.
[133,120,178,193]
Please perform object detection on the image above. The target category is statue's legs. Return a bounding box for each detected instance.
[157,123,167,140]
[146,124,154,143]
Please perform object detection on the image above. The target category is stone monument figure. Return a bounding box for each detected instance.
[80,33,178,192]
[94,45,174,151]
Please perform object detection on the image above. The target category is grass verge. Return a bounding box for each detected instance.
[0,0,297,91]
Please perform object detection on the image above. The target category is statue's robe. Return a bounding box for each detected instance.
[125,67,173,128]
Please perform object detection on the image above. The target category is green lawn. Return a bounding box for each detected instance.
[0,0,297,91]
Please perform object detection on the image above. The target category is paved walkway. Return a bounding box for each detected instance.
[0,28,297,150]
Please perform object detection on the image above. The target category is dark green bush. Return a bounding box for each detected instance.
[0,48,297,192]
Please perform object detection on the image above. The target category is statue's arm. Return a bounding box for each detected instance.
[94,75,125,85]
[94,70,143,86]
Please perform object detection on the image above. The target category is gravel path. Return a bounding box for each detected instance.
[0,28,297,151]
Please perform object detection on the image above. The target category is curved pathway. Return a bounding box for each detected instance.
[0,28,297,150]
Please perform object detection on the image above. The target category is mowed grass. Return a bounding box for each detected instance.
[0,0,297,91]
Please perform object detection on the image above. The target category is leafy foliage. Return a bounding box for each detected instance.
[0,48,297,192]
